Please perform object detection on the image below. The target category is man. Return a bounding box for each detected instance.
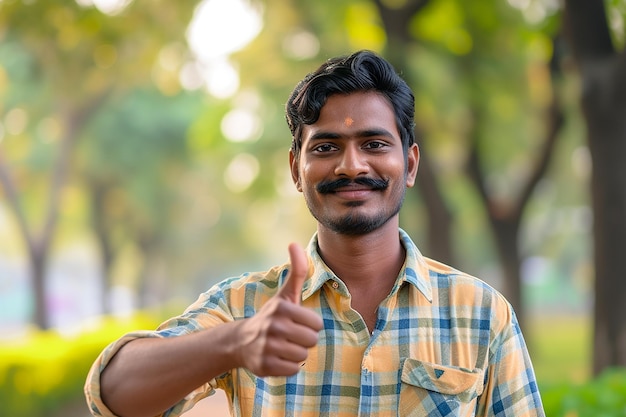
[85,50,544,417]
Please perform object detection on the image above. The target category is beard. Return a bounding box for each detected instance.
[304,177,405,236]
[315,200,403,235]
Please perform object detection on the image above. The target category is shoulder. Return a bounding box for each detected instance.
[156,263,289,334]
[217,264,288,293]
[422,256,514,328]
[199,263,289,308]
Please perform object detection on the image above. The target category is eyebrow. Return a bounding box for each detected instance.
[308,128,396,141]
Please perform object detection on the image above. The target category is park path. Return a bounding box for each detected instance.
[60,388,231,417]
[181,391,230,417]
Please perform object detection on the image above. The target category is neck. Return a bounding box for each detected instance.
[316,220,405,289]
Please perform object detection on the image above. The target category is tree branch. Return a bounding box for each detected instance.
[0,153,36,255]
[563,0,614,62]
[514,36,565,217]
[38,89,113,253]
[465,109,492,213]
[373,0,431,41]
[466,35,565,222]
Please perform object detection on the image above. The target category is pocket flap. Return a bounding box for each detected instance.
[401,358,484,402]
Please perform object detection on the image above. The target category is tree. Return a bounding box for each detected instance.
[373,0,457,266]
[0,0,197,328]
[371,0,566,329]
[228,0,578,332]
[453,3,565,328]
[562,0,626,374]
[0,28,112,329]
[83,87,202,311]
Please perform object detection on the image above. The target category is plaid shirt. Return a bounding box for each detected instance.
[85,230,544,417]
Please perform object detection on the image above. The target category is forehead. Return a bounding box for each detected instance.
[302,91,399,139]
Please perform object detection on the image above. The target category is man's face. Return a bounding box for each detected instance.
[290,91,419,235]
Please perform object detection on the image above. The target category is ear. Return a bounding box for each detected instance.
[289,149,302,192]
[405,143,419,188]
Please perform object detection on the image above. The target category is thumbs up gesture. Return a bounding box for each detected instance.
[234,243,324,377]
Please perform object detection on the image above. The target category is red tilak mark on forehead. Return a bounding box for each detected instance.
[344,117,353,127]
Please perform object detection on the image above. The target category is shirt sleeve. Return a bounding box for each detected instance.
[86,278,251,416]
[84,329,221,417]
[83,283,238,417]
[476,307,545,417]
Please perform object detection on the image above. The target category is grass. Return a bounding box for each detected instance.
[527,313,592,387]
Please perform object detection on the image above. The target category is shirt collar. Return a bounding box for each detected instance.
[301,229,433,302]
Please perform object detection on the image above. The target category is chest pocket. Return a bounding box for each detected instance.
[399,358,485,417]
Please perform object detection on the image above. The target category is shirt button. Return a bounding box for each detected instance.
[331,281,339,289]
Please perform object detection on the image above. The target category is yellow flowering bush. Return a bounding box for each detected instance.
[0,313,161,417]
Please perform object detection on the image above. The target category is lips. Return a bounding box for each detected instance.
[333,187,375,200]
[333,182,374,195]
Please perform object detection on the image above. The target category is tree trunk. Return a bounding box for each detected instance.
[563,0,626,374]
[463,31,564,331]
[584,62,626,373]
[374,0,456,265]
[588,88,626,373]
[31,245,49,330]
[490,218,523,323]
[0,91,111,329]
[136,233,162,309]
[89,180,115,315]
[414,144,455,264]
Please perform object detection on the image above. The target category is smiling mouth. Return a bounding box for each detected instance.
[333,187,375,199]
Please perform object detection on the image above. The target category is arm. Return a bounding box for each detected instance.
[87,244,323,417]
[100,321,241,417]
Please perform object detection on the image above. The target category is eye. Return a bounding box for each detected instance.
[312,143,337,153]
[363,140,388,150]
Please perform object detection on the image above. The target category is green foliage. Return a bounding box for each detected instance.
[541,368,626,417]
[0,0,605,364]
[0,314,162,417]
[606,0,626,48]
[85,87,202,206]
[0,0,197,93]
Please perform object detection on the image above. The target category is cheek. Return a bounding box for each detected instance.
[300,161,325,184]
[387,160,408,181]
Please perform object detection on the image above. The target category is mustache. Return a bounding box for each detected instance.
[316,177,389,194]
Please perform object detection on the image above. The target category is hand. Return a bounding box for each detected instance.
[235,243,324,377]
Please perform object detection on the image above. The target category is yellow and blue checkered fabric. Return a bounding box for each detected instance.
[86,229,544,417]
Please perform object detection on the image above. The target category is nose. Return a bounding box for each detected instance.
[334,145,369,178]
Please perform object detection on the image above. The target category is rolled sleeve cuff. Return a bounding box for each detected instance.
[84,331,217,417]
[84,331,163,417]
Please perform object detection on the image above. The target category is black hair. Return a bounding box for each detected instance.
[286,50,415,159]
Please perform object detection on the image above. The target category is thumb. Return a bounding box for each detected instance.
[278,243,309,304]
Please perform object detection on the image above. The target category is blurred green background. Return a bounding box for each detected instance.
[1,0,625,416]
